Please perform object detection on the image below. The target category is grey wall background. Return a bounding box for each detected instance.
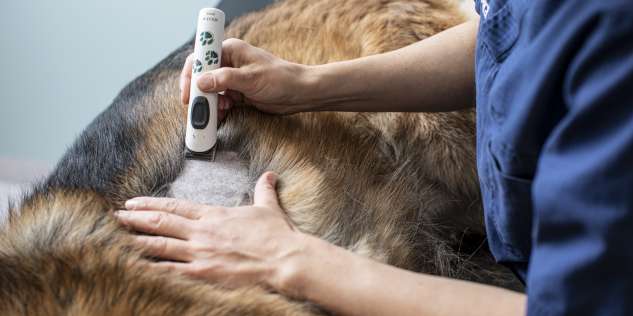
[0,0,221,169]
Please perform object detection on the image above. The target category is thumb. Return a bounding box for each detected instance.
[197,68,250,94]
[253,172,280,208]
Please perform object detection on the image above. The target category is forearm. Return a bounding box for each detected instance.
[275,234,525,316]
[303,19,479,112]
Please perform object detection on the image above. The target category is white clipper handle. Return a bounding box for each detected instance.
[185,8,225,158]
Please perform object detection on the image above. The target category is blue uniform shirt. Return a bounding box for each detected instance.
[473,0,633,314]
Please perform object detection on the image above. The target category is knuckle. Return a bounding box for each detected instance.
[149,213,167,231]
[217,68,232,81]
[225,38,245,49]
[190,241,213,254]
[164,199,179,212]
[195,220,218,237]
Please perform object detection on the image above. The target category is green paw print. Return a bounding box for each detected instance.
[199,32,214,46]
[205,50,219,65]
[193,59,203,74]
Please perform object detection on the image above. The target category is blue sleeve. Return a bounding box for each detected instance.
[527,8,633,316]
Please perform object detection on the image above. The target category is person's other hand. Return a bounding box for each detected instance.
[114,172,305,290]
[180,38,315,115]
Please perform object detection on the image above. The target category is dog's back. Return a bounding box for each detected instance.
[1,1,519,314]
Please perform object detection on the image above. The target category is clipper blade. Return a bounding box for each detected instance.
[185,146,217,161]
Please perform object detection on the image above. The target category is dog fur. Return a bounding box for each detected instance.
[0,0,520,314]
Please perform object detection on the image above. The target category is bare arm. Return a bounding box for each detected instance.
[182,20,479,114]
[280,233,525,316]
[305,19,479,112]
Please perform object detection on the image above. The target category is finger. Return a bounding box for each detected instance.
[148,261,191,275]
[221,38,250,68]
[180,54,194,105]
[253,172,280,208]
[125,197,203,220]
[199,38,255,95]
[147,261,216,282]
[224,90,245,104]
[133,235,193,262]
[149,262,222,283]
[218,96,234,123]
[115,210,193,240]
[180,53,193,92]
[218,94,234,111]
[197,67,253,94]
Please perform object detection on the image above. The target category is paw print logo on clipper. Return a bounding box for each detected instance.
[205,51,219,65]
[200,32,214,46]
[193,59,203,74]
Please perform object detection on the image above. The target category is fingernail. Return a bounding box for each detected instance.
[113,210,126,218]
[267,172,278,186]
[125,199,142,210]
[198,74,214,90]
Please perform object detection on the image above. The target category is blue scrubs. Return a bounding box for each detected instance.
[473,0,633,314]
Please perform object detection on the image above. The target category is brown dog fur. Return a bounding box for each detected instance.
[0,0,519,314]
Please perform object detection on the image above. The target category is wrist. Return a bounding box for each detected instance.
[301,60,375,112]
[270,232,383,316]
[293,63,328,111]
[297,62,355,112]
[269,232,323,299]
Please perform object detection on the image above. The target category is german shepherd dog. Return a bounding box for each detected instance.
[0,0,520,314]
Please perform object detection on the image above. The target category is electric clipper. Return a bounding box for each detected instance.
[185,8,225,160]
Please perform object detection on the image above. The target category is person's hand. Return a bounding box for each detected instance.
[180,38,315,115]
[114,172,307,291]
